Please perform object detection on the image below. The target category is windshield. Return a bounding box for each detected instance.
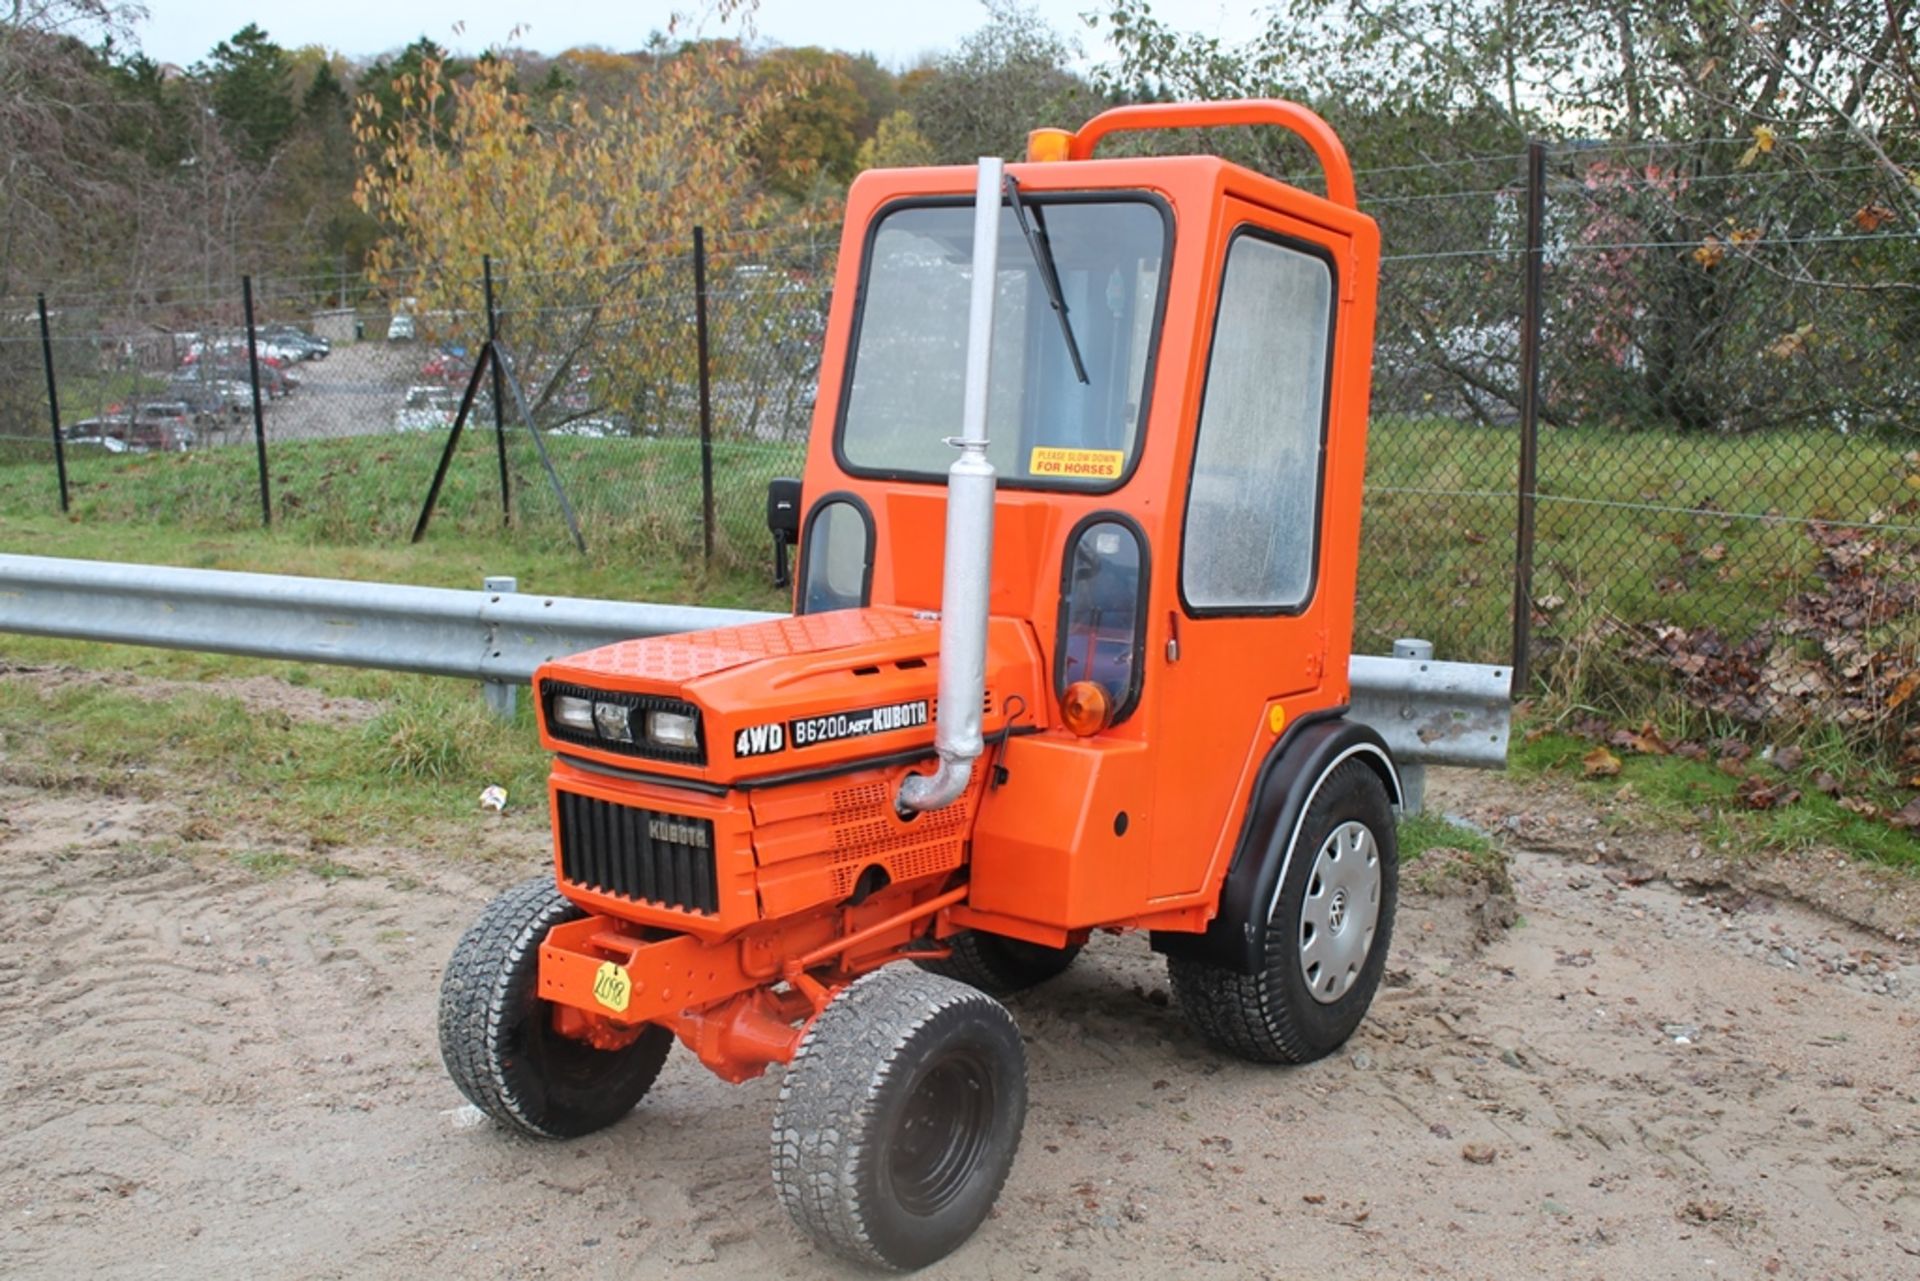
[838,195,1168,488]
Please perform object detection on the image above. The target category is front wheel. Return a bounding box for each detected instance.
[917,931,1080,996]
[438,876,673,1138]
[1168,759,1398,1064]
[772,967,1028,1271]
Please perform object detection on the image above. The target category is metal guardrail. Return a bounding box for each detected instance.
[0,554,1510,782]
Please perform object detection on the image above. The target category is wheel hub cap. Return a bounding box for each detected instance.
[1298,820,1382,1004]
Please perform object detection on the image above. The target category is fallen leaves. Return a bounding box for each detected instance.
[1735,776,1801,811]
[1582,746,1623,778]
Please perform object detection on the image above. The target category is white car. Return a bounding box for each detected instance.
[394,385,455,431]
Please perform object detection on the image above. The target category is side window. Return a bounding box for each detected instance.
[1056,516,1147,723]
[798,499,873,614]
[1181,231,1334,613]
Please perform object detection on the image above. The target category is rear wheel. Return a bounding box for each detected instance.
[918,931,1080,995]
[438,875,673,1138]
[1168,760,1398,1064]
[772,967,1027,1271]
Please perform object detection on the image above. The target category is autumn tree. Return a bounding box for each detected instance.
[855,109,936,170]
[352,39,787,429]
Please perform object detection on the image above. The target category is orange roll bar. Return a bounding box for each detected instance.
[1067,98,1358,210]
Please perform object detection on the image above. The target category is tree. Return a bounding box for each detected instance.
[352,40,787,429]
[198,24,296,165]
[907,3,1103,164]
[749,46,867,200]
[855,109,935,170]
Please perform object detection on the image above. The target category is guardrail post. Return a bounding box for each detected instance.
[1390,638,1435,814]
[483,574,519,720]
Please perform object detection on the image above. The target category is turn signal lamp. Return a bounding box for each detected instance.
[1027,128,1072,163]
[1061,681,1112,736]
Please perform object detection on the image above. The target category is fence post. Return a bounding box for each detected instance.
[36,294,68,514]
[242,275,272,528]
[694,225,716,565]
[484,254,510,524]
[1510,140,1546,694]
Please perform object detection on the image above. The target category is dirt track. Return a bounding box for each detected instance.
[1,769,1917,1280]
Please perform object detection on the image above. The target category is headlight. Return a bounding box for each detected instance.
[553,694,596,732]
[593,701,635,743]
[646,710,699,749]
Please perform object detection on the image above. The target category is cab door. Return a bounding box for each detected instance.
[1149,197,1348,900]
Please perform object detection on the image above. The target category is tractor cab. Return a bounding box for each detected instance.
[441,102,1396,1273]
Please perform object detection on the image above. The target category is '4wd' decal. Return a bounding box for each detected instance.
[734,699,931,758]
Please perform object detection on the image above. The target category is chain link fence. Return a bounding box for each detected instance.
[3,137,1917,730]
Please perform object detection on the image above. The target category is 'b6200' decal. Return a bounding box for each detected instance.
[734,699,931,759]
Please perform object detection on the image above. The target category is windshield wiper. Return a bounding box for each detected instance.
[1003,174,1090,385]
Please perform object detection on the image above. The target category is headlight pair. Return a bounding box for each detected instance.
[544,684,704,763]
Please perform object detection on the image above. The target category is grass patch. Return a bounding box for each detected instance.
[0,671,554,851]
[1398,810,1493,862]
[0,428,805,578]
[1356,416,1918,662]
[1513,726,1919,871]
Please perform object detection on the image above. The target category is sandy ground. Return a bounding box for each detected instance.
[0,764,1916,1280]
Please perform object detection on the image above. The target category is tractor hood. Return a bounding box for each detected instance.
[533,607,1045,786]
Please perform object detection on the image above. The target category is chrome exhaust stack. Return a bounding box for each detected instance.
[897,156,1002,816]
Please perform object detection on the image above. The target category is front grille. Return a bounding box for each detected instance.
[556,791,718,914]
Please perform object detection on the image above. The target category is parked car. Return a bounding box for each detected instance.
[62,419,133,452]
[131,402,198,447]
[388,314,416,342]
[394,384,455,431]
[420,345,472,385]
[167,372,251,419]
[259,324,330,359]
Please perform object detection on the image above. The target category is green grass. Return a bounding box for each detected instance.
[0,665,555,854]
[1399,810,1494,862]
[1356,416,1920,662]
[1512,727,1919,871]
[0,428,807,577]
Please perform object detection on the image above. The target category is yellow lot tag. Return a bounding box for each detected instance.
[592,960,633,1014]
[1029,447,1124,481]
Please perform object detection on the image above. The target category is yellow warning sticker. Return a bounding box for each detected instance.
[592,960,633,1014]
[1029,446,1125,481]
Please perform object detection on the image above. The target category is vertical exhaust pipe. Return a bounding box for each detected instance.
[898,156,1002,815]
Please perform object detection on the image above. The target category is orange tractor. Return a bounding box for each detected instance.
[441,100,1397,1270]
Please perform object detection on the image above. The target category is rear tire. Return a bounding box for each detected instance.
[772,967,1027,1271]
[1168,760,1397,1064]
[439,875,672,1138]
[918,931,1080,995]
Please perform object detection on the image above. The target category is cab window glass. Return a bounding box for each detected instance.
[799,501,871,613]
[1182,232,1333,612]
[1058,519,1145,720]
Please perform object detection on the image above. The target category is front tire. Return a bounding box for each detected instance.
[438,875,673,1138]
[918,931,1080,995]
[1168,760,1398,1064]
[772,967,1028,1271]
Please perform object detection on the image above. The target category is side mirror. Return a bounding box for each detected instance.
[766,477,802,588]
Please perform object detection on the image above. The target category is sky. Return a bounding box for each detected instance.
[132,0,1270,70]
